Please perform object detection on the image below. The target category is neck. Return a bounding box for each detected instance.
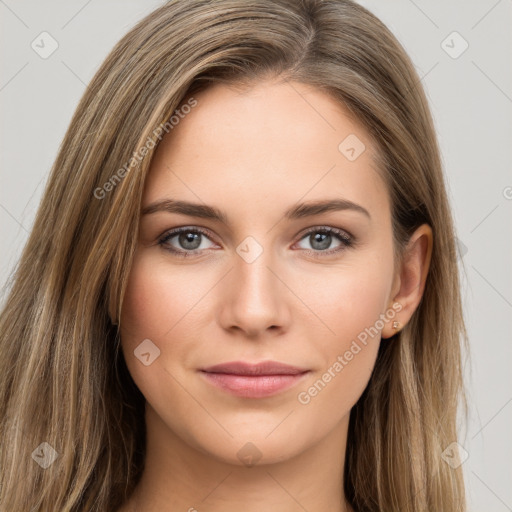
[124,405,354,512]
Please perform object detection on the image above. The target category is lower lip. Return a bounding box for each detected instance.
[200,371,309,398]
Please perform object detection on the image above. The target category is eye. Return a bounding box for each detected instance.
[158,225,354,259]
[158,227,217,257]
[294,227,354,257]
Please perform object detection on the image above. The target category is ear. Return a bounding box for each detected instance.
[381,223,433,339]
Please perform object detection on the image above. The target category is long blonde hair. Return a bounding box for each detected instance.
[0,0,468,510]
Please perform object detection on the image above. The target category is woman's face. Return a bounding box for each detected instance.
[120,78,401,466]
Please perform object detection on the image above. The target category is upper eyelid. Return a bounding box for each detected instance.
[159,226,216,243]
[296,225,352,239]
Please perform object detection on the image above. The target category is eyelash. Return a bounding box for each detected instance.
[157,226,354,259]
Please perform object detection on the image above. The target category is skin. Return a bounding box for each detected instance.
[117,78,432,512]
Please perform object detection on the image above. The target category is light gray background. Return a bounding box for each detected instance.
[1,1,511,510]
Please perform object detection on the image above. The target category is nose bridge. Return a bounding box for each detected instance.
[220,236,289,335]
[235,239,280,308]
[237,247,275,298]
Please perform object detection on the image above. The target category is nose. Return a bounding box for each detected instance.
[217,247,291,338]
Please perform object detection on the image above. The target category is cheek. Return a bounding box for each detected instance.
[119,253,210,435]
[118,253,203,386]
[299,257,393,347]
[120,252,206,341]
[293,256,393,408]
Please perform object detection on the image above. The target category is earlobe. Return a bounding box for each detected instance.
[382,224,433,340]
[381,302,403,339]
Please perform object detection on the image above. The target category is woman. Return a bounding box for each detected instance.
[0,0,468,510]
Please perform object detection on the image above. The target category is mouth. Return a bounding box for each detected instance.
[199,361,311,398]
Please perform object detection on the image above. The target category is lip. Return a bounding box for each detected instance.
[199,360,310,398]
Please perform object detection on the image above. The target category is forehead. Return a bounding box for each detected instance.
[144,79,390,226]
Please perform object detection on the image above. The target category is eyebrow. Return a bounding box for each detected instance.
[141,198,371,222]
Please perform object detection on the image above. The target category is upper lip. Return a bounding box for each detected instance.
[200,361,310,376]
